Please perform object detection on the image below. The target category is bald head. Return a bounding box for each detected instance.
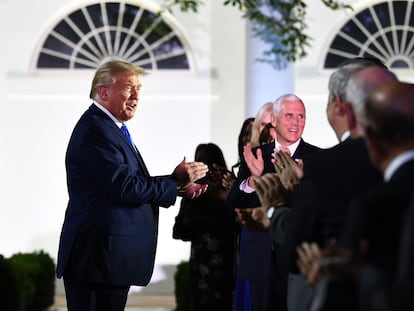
[346,66,398,121]
[364,81,414,145]
[362,81,414,172]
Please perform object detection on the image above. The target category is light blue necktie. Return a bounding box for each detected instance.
[120,123,134,146]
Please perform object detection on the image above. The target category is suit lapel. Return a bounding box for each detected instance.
[292,138,304,159]
[89,104,150,177]
[113,125,150,177]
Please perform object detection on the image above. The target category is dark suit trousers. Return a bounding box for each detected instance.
[63,276,129,311]
[249,251,286,311]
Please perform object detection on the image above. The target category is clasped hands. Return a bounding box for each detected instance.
[172,157,209,199]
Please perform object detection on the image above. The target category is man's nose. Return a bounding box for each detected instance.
[291,117,299,124]
[130,88,139,98]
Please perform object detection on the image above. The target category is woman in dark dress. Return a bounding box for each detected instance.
[174,143,235,311]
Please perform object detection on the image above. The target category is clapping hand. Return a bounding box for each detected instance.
[252,173,289,210]
[172,156,208,187]
[235,206,269,231]
[210,163,236,191]
[177,183,208,199]
[296,242,323,285]
[296,240,346,286]
[243,143,264,178]
[234,173,288,232]
[173,157,209,199]
[222,170,236,191]
[272,150,303,190]
[210,163,235,191]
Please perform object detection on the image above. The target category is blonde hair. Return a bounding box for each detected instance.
[89,60,147,100]
[250,102,274,147]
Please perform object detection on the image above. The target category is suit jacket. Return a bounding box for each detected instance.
[284,138,382,273]
[56,104,178,286]
[340,158,414,311]
[281,138,383,311]
[227,139,320,282]
[393,188,414,311]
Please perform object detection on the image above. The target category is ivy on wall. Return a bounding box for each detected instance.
[162,0,352,69]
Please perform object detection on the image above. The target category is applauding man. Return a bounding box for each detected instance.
[56,60,208,311]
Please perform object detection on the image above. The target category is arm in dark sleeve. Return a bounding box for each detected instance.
[283,177,321,273]
[269,206,291,250]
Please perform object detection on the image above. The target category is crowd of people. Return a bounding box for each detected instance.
[55,58,414,311]
[228,58,414,311]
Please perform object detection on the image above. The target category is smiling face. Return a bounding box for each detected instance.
[99,72,141,122]
[275,99,306,146]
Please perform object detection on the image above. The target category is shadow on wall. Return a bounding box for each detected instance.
[55,264,178,295]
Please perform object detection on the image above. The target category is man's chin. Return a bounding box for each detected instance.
[124,112,136,121]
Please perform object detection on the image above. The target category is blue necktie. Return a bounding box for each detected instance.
[120,124,134,146]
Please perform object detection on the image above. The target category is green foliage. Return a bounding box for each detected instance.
[161,0,201,13]
[7,251,55,311]
[163,0,352,69]
[0,255,19,311]
[174,260,190,311]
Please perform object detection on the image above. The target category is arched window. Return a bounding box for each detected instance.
[33,1,193,71]
[323,0,414,70]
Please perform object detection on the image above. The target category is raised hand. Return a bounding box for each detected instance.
[172,156,209,187]
[296,240,346,286]
[272,150,303,190]
[296,242,323,285]
[252,173,289,210]
[210,163,236,191]
[243,142,264,177]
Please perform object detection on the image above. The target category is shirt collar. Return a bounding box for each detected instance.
[93,101,123,128]
[274,138,301,157]
[384,149,414,182]
[340,130,351,142]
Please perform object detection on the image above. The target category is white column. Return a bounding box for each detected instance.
[245,21,294,117]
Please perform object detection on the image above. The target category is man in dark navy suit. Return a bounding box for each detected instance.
[56,60,208,311]
[227,94,320,311]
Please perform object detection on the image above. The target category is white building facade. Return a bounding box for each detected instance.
[0,0,413,294]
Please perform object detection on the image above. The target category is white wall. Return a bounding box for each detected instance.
[2,0,402,295]
[0,0,247,294]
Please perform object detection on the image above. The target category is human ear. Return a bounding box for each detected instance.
[343,102,357,130]
[97,85,109,100]
[334,95,345,116]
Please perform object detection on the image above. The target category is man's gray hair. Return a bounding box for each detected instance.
[328,58,387,103]
[273,94,304,117]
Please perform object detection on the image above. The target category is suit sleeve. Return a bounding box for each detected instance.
[68,117,177,207]
[283,167,321,273]
[269,207,291,250]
